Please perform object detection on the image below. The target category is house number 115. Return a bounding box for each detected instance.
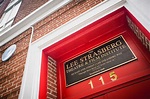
[88,71,118,89]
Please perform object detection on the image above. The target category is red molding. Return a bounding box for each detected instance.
[40,7,150,99]
[39,51,48,99]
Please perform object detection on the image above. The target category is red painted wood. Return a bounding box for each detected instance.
[39,51,48,99]
[40,7,150,99]
[43,7,127,60]
[57,30,150,99]
[90,77,150,99]
[107,78,150,99]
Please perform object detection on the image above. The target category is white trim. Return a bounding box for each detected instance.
[1,0,150,47]
[19,44,42,99]
[0,0,72,46]
[19,0,126,99]
[125,0,150,32]
[18,0,73,99]
[33,0,126,49]
[18,0,150,98]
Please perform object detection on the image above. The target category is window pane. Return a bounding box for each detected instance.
[5,19,13,28]
[0,0,4,4]
[1,10,12,25]
[0,0,4,6]
[0,0,22,31]
[6,0,21,11]
[8,2,21,21]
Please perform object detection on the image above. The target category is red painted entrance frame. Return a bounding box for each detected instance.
[39,7,150,99]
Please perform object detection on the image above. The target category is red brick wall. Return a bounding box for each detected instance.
[0,0,104,98]
[13,0,48,24]
[47,56,57,99]
[0,0,49,98]
[33,0,105,41]
[0,29,31,99]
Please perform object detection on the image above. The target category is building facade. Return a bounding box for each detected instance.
[0,0,150,99]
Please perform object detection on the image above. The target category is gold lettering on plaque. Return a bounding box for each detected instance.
[65,39,125,73]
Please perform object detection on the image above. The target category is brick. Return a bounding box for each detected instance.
[47,94,56,99]
[47,84,55,91]
[0,0,104,98]
[32,0,104,41]
[47,56,57,98]
[13,0,48,24]
[0,41,27,98]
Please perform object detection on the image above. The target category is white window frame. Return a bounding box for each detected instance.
[0,0,5,6]
[0,0,22,32]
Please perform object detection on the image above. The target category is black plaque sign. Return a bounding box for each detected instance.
[64,36,137,87]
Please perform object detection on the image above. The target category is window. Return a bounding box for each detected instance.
[0,0,22,32]
[0,0,4,6]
